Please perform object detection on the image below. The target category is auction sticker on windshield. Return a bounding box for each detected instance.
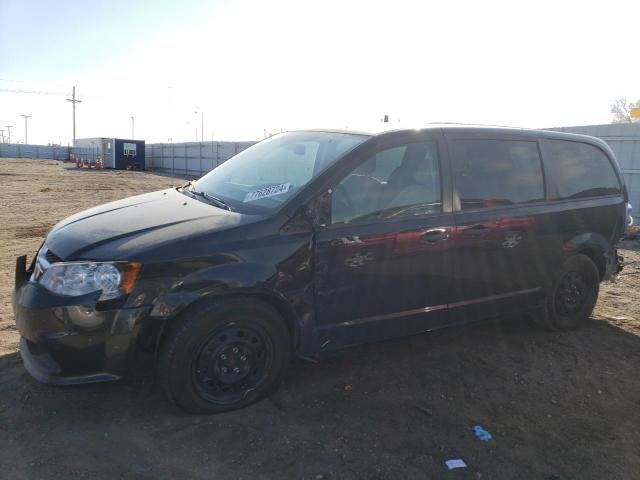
[244,183,291,202]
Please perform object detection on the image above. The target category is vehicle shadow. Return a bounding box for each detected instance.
[1,316,639,479]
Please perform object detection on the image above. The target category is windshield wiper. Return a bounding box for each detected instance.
[177,181,232,211]
[189,187,232,211]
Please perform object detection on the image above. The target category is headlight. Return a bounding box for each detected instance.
[39,261,141,300]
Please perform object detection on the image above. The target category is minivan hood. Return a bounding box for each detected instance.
[45,188,250,260]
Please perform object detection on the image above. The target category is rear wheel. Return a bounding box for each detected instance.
[538,254,600,330]
[158,298,290,414]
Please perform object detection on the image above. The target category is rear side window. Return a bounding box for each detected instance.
[543,140,621,199]
[451,139,545,210]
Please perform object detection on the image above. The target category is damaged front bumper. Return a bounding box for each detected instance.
[13,255,150,385]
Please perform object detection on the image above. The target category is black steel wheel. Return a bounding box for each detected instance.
[192,324,274,405]
[539,254,600,331]
[554,271,588,317]
[158,298,290,414]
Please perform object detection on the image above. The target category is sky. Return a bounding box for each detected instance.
[1,0,639,145]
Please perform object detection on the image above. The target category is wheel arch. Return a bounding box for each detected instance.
[564,232,611,281]
[149,290,304,359]
[575,246,606,280]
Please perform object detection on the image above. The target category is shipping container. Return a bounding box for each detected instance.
[73,138,146,169]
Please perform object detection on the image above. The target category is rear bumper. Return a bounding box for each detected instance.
[13,256,150,385]
[604,247,623,280]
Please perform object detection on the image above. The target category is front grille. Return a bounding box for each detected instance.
[45,248,63,264]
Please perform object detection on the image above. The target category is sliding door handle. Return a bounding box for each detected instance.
[462,224,491,236]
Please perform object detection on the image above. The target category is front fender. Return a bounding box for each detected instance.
[149,262,283,318]
[139,241,316,357]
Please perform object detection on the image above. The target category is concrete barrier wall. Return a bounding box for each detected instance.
[0,140,257,176]
[146,141,256,177]
[0,143,69,160]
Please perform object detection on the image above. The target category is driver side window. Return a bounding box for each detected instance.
[331,140,441,224]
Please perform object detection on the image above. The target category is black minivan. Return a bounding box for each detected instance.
[14,126,628,413]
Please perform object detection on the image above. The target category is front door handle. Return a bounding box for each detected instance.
[421,228,449,243]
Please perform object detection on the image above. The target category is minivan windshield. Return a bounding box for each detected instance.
[192,131,369,212]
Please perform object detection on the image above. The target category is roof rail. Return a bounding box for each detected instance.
[428,122,523,129]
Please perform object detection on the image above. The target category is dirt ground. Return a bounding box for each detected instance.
[1,158,639,479]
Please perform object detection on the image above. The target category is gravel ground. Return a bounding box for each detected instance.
[1,158,639,479]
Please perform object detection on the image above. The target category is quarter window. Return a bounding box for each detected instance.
[451,139,545,210]
[543,140,620,199]
[331,141,441,224]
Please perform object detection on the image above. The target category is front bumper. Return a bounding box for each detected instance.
[13,256,150,385]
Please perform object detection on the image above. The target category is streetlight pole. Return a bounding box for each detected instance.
[66,85,82,145]
[194,108,203,142]
[5,125,12,144]
[130,116,135,139]
[21,115,31,144]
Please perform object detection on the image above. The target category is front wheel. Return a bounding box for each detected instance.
[538,254,600,331]
[158,298,291,414]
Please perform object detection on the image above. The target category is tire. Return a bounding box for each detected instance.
[158,297,291,414]
[538,254,600,331]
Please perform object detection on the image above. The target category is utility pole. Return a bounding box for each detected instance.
[0,129,5,143]
[21,115,31,144]
[66,85,82,145]
[5,125,12,143]
[130,116,135,139]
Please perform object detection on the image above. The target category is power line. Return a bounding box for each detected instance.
[0,87,68,96]
[0,77,50,83]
